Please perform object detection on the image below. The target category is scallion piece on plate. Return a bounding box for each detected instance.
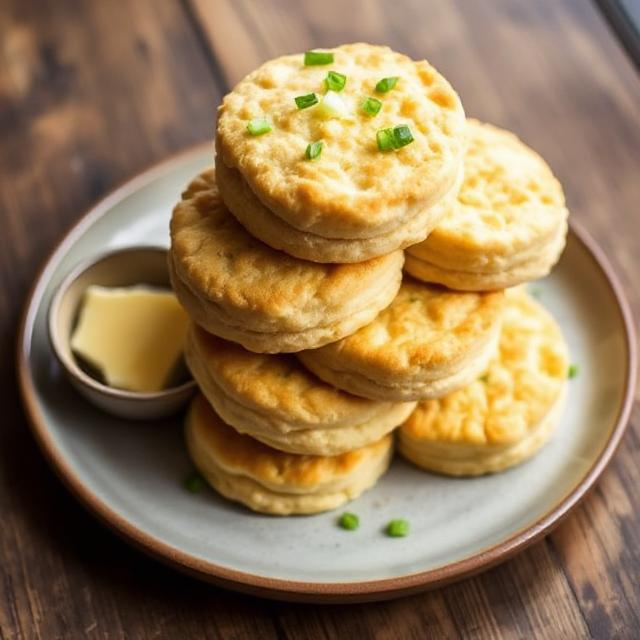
[361,96,382,117]
[184,472,205,494]
[304,50,334,65]
[338,512,359,530]
[375,76,399,93]
[325,71,347,92]
[305,140,323,160]
[295,93,319,109]
[568,363,579,379]
[386,519,410,537]
[246,118,272,136]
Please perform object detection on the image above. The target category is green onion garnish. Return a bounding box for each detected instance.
[393,124,414,148]
[184,472,205,493]
[295,93,318,109]
[376,128,395,151]
[375,76,399,93]
[325,71,346,92]
[304,50,334,65]
[568,364,579,379]
[377,125,414,151]
[305,140,323,160]
[386,519,410,537]
[479,374,489,383]
[246,118,271,136]
[339,512,359,530]
[361,97,382,117]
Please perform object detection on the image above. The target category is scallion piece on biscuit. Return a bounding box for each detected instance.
[246,118,271,136]
[304,50,334,65]
[305,140,323,160]
[325,71,347,92]
[295,93,319,109]
[375,76,399,93]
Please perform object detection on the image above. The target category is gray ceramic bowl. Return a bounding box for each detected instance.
[48,246,196,420]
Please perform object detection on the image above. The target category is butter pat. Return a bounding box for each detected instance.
[70,285,189,393]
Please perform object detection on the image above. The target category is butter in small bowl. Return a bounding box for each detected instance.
[71,285,189,393]
[49,247,196,419]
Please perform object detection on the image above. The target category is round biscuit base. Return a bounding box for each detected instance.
[397,385,567,476]
[298,322,500,402]
[170,254,401,353]
[405,221,568,291]
[216,157,459,263]
[185,413,394,515]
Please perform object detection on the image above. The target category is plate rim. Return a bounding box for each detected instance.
[16,144,637,603]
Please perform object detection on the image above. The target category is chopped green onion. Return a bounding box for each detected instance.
[246,118,271,136]
[568,364,579,379]
[317,90,349,119]
[386,519,410,537]
[375,76,399,93]
[184,472,205,493]
[393,124,414,148]
[376,128,395,151]
[479,374,489,383]
[304,50,334,65]
[305,140,323,160]
[325,70,346,92]
[377,125,414,151]
[294,93,318,109]
[338,512,359,530]
[361,96,382,117]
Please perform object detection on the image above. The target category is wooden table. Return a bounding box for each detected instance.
[2,1,639,637]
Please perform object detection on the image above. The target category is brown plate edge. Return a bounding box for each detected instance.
[16,145,638,604]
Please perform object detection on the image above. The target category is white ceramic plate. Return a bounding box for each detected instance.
[18,145,636,602]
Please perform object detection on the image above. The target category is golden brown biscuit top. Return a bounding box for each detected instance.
[188,394,391,487]
[170,170,403,329]
[301,280,504,378]
[412,119,568,258]
[216,43,465,236]
[401,290,569,446]
[188,325,394,428]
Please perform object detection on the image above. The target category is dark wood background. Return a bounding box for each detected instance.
[2,1,639,638]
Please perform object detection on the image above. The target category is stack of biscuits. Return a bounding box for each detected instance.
[169,43,570,516]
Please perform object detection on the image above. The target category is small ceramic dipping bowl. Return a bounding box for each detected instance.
[49,246,197,420]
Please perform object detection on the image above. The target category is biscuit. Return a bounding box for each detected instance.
[216,43,465,261]
[185,324,416,455]
[169,169,403,353]
[215,150,461,264]
[405,119,569,290]
[398,289,569,475]
[185,394,393,515]
[298,279,505,401]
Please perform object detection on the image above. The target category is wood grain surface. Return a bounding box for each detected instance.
[2,0,639,638]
